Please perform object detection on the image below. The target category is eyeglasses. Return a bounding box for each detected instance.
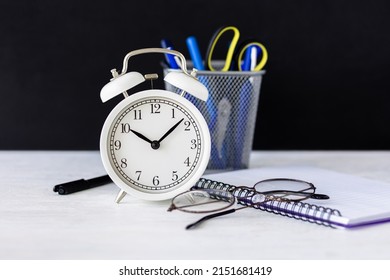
[167,178,329,229]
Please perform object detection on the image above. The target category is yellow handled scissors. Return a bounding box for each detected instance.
[205,26,268,72]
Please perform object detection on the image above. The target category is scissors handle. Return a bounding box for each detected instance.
[205,26,240,71]
[237,42,268,71]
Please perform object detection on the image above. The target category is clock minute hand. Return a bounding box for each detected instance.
[158,118,184,143]
[130,129,153,144]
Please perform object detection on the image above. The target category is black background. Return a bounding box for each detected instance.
[1,0,389,150]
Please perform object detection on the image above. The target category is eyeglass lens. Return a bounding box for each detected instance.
[171,189,235,213]
[253,179,314,201]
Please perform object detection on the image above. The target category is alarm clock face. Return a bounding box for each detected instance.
[100,89,210,201]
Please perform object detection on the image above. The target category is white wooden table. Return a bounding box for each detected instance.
[1,150,390,260]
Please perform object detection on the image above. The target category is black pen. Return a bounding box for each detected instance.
[53,175,112,195]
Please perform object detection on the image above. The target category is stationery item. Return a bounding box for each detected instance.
[202,27,267,169]
[185,36,218,137]
[54,175,111,195]
[250,46,260,70]
[205,25,268,71]
[232,46,261,167]
[239,42,267,71]
[241,46,252,71]
[212,97,231,168]
[195,166,390,228]
[206,26,240,71]
[163,65,265,170]
[162,28,267,170]
[241,45,260,71]
[186,36,205,70]
[234,45,261,167]
[160,39,179,69]
[233,78,253,169]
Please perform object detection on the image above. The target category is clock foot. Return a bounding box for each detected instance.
[115,190,127,204]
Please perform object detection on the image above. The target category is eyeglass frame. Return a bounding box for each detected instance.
[168,178,329,214]
[167,188,236,213]
[229,178,329,203]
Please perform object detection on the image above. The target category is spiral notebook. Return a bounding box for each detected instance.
[198,166,390,228]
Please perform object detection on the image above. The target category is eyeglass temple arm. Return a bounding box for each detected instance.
[259,190,330,200]
[310,193,329,199]
[185,208,236,230]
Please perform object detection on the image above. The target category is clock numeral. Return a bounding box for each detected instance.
[171,108,175,118]
[114,140,121,150]
[134,110,142,120]
[121,123,131,133]
[172,171,178,181]
[184,157,191,167]
[190,139,197,149]
[184,121,191,131]
[135,171,142,181]
[120,158,127,168]
[151,103,161,114]
[153,176,160,186]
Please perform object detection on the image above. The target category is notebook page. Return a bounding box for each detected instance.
[203,166,390,226]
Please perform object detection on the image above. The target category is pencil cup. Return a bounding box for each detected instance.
[163,62,265,171]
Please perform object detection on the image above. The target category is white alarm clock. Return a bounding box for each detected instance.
[99,48,211,202]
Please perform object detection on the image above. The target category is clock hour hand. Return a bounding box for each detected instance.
[130,129,153,144]
[158,118,184,143]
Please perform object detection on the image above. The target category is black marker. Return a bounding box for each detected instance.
[53,175,112,195]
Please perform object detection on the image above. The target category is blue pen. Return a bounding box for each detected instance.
[241,45,261,71]
[186,36,216,125]
[186,36,224,169]
[241,47,252,71]
[160,39,179,69]
[186,36,205,70]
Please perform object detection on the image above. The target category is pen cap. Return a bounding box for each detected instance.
[100,72,145,102]
[164,71,208,102]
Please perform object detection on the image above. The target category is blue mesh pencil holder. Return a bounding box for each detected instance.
[163,62,265,171]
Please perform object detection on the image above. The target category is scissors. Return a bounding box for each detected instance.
[205,26,268,71]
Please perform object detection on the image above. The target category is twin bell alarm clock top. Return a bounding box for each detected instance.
[99,48,211,203]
